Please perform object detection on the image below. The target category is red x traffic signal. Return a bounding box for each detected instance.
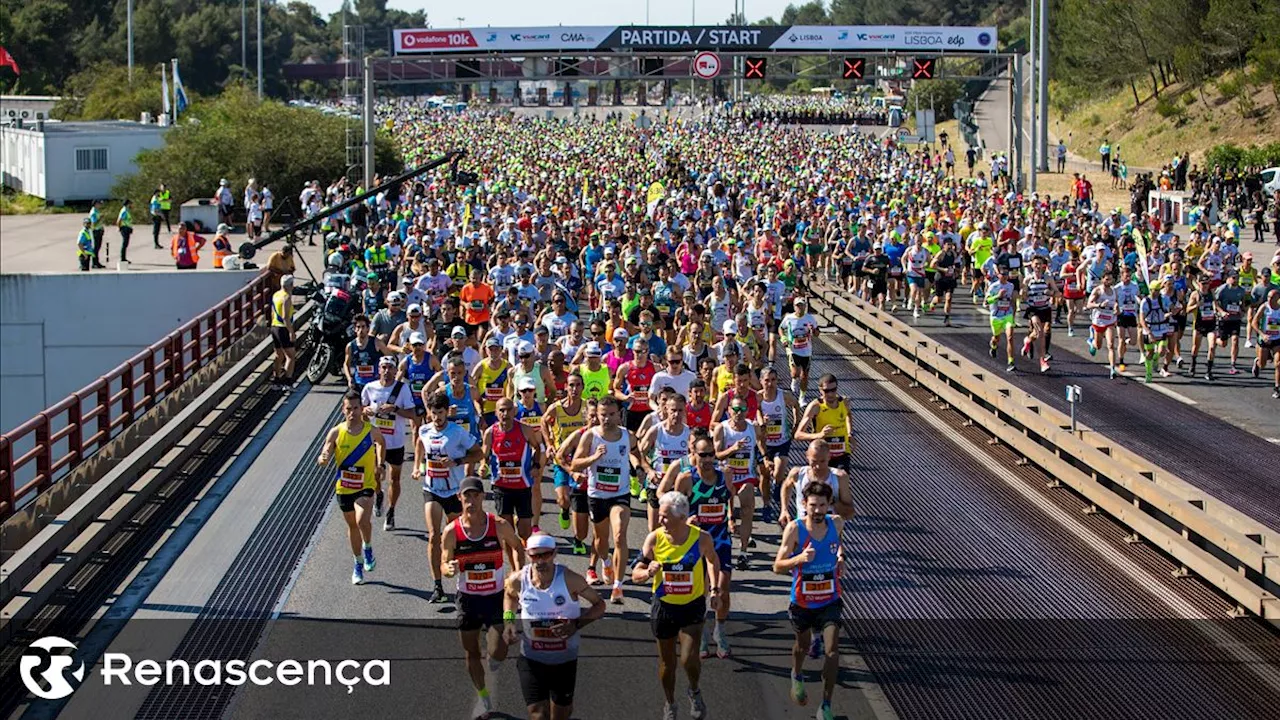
[744,57,767,79]
[842,57,864,80]
[911,57,935,79]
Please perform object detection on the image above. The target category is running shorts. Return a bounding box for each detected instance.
[906,275,927,288]
[1216,319,1242,338]
[423,489,463,515]
[650,596,707,640]
[517,657,578,707]
[587,494,630,524]
[457,592,504,632]
[1091,323,1115,338]
[1171,314,1187,332]
[1194,319,1216,336]
[990,315,1015,335]
[935,277,957,294]
[1260,338,1280,350]
[553,465,573,488]
[494,486,534,519]
[764,441,792,461]
[788,601,842,634]
[789,354,811,371]
[384,446,405,467]
[1117,314,1138,329]
[335,488,374,513]
[271,326,294,349]
[624,408,649,432]
[570,489,589,514]
[1023,307,1052,324]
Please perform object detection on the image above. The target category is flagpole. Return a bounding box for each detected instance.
[127,0,134,81]
[256,0,263,98]
[172,59,178,119]
[161,63,171,123]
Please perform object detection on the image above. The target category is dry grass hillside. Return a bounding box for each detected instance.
[1052,68,1279,169]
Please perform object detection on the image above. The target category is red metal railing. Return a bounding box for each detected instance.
[0,271,274,520]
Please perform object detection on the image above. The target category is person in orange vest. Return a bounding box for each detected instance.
[212,223,234,269]
[172,222,206,270]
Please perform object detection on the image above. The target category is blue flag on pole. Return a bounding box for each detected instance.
[172,59,189,114]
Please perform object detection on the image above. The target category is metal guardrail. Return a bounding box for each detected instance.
[0,271,274,520]
[810,282,1279,621]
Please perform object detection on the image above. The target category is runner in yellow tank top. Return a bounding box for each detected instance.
[797,373,855,474]
[472,346,510,421]
[318,390,387,585]
[633,491,723,718]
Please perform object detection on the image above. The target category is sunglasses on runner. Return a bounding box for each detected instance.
[696,451,716,458]
[731,405,747,412]
[667,357,682,364]
[820,386,838,393]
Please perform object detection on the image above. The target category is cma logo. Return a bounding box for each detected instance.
[20,637,87,700]
[561,33,590,42]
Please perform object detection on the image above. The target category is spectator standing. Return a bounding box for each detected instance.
[1099,138,1112,172]
[76,217,94,272]
[150,189,165,248]
[262,187,274,232]
[88,199,106,268]
[216,179,234,227]
[1056,140,1067,174]
[212,223,234,269]
[172,222,205,270]
[267,244,296,292]
[116,199,134,264]
[157,183,173,232]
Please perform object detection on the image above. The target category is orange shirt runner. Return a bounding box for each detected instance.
[459,282,495,325]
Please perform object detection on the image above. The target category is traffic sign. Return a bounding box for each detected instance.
[692,51,721,80]
[912,57,935,79]
[744,57,767,79]
[842,57,864,80]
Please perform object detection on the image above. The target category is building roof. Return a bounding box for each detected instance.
[37,120,167,135]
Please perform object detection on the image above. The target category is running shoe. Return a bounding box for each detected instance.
[989,338,998,358]
[791,675,808,706]
[913,308,920,319]
[1006,363,1016,373]
[1159,369,1172,378]
[1175,356,1185,368]
[1205,370,1215,381]
[610,586,625,604]
[1229,366,1239,376]
[700,633,712,659]
[1273,388,1279,399]
[715,625,731,658]
[1117,363,1127,373]
[351,561,364,585]
[585,568,601,585]
[688,688,707,720]
[559,509,571,530]
[362,546,376,573]
[572,539,588,556]
[374,492,384,518]
[630,477,642,498]
[1109,367,1117,380]
[1253,362,1262,378]
[944,316,953,327]
[472,693,493,720]
[1246,338,1255,349]
[1040,358,1050,374]
[1021,338,1032,358]
[808,634,823,659]
[736,553,749,571]
[602,564,615,585]
[1067,327,1075,337]
[384,508,396,531]
[429,584,448,603]
[664,702,679,720]
[816,701,834,720]
[1087,341,1097,357]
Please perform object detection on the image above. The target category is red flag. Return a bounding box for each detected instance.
[0,47,19,75]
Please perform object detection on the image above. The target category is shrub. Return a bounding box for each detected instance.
[1205,143,1246,170]
[1155,98,1184,119]
[1216,75,1244,100]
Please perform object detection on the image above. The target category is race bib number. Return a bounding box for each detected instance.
[464,568,498,594]
[595,465,622,493]
[530,621,568,652]
[470,300,484,311]
[766,423,783,443]
[800,572,836,604]
[662,570,693,596]
[356,365,375,379]
[485,385,504,401]
[411,380,425,394]
[497,460,523,481]
[338,469,365,490]
[696,503,726,526]
[727,454,750,475]
[793,333,809,350]
[374,415,396,435]
[1094,310,1115,325]
[826,435,846,455]
[631,388,649,406]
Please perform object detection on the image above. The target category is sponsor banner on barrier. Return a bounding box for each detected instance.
[771,26,998,51]
[393,25,998,55]
[393,27,605,54]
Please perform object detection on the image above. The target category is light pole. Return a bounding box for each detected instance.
[1038,0,1050,171]
[256,0,263,98]
[456,16,465,28]
[127,0,134,81]
[241,0,247,78]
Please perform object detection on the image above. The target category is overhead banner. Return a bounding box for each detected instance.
[393,25,998,55]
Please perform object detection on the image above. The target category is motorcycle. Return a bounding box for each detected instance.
[299,272,358,384]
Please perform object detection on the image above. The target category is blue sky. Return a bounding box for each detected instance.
[307,0,797,26]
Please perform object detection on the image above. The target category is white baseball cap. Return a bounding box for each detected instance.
[517,377,537,391]
[409,331,427,345]
[723,320,738,335]
[526,533,556,552]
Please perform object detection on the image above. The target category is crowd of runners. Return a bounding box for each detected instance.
[277,97,1280,720]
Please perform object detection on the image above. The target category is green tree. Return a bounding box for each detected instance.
[51,63,176,120]
[113,87,402,211]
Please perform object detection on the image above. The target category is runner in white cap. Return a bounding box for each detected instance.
[361,355,417,524]
[503,533,606,720]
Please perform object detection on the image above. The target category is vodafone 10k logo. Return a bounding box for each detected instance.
[20,637,87,700]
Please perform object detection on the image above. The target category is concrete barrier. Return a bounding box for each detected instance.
[812,283,1279,621]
